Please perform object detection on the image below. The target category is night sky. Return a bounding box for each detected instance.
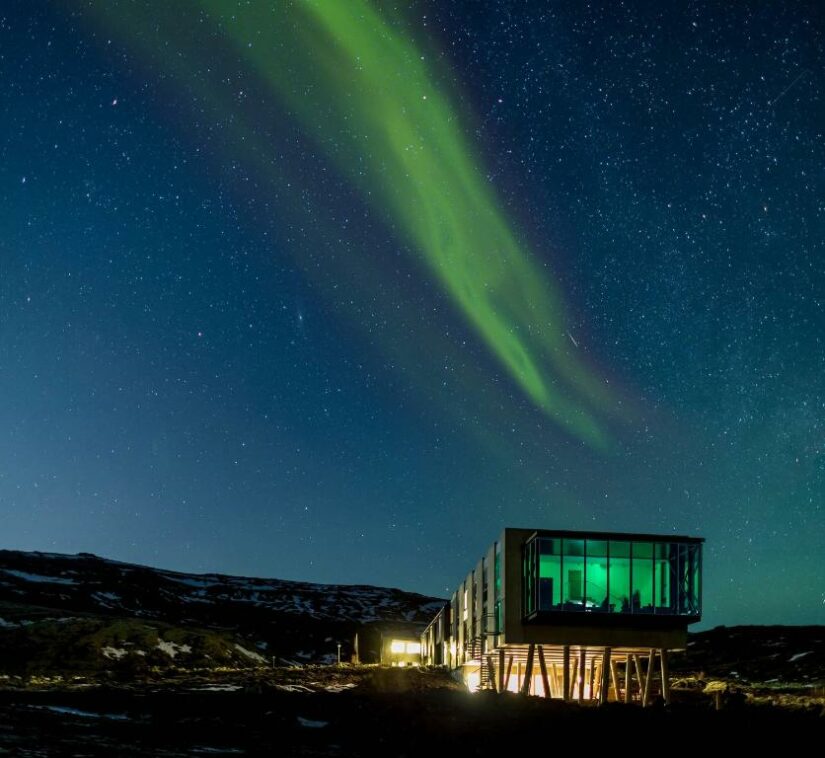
[1,1,823,627]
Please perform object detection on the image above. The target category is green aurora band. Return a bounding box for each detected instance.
[93,0,621,448]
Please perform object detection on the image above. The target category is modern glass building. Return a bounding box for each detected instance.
[420,528,703,704]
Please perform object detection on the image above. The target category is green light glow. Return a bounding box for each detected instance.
[93,0,620,447]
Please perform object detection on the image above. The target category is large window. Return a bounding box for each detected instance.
[584,540,608,612]
[655,543,671,611]
[538,538,562,611]
[608,541,631,612]
[522,534,702,619]
[562,539,585,608]
[632,542,654,613]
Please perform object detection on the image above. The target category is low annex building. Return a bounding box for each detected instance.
[420,528,703,704]
[379,632,422,667]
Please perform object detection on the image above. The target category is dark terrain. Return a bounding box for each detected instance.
[0,549,444,672]
[1,551,823,755]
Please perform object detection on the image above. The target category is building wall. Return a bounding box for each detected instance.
[380,635,422,666]
[421,527,699,668]
[502,528,535,646]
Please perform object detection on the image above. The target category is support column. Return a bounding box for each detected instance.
[641,649,654,707]
[520,644,535,696]
[610,658,620,701]
[633,654,645,702]
[660,649,670,705]
[485,655,497,690]
[578,649,586,704]
[589,656,596,700]
[538,646,551,698]
[562,645,571,702]
[569,656,577,701]
[599,648,611,705]
[498,648,505,693]
[504,655,514,693]
[624,657,632,703]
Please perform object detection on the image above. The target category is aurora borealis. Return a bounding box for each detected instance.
[93,0,619,448]
[1,1,823,625]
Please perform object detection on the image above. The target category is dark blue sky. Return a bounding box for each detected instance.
[1,1,823,626]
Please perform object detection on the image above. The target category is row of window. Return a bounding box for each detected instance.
[449,543,503,662]
[523,537,701,617]
[390,640,421,654]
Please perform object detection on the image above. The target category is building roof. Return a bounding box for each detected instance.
[511,527,704,544]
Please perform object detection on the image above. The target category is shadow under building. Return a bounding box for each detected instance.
[420,528,703,704]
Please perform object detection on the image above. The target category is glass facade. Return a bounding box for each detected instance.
[523,533,702,619]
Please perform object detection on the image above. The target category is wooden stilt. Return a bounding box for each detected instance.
[589,656,596,700]
[624,657,632,703]
[504,655,514,693]
[550,663,559,698]
[610,658,620,701]
[538,646,551,698]
[578,649,586,704]
[569,658,577,700]
[562,645,571,702]
[520,644,535,696]
[633,654,645,702]
[599,648,611,705]
[498,648,505,693]
[642,649,654,707]
[660,649,670,705]
[485,655,497,690]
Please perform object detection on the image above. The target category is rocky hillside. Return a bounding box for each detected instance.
[671,624,825,684]
[0,550,445,674]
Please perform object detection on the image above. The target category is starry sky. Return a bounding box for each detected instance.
[1,1,823,627]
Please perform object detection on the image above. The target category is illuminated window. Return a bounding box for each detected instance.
[538,538,561,611]
[390,640,406,654]
[405,642,421,654]
[632,542,654,613]
[562,539,585,608]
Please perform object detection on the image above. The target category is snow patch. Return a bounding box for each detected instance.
[233,643,267,664]
[789,651,813,662]
[30,705,130,721]
[160,574,219,589]
[157,640,192,658]
[325,682,357,693]
[102,646,129,660]
[297,716,328,728]
[275,684,314,693]
[93,591,122,605]
[1,570,77,585]
[192,684,243,692]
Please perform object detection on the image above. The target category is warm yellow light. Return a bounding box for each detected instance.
[390,640,406,654]
[405,642,421,654]
[466,669,481,693]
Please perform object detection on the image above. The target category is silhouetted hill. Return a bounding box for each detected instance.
[0,550,445,674]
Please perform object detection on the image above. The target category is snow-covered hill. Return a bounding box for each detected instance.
[0,550,445,670]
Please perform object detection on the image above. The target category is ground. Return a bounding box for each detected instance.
[0,666,822,756]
